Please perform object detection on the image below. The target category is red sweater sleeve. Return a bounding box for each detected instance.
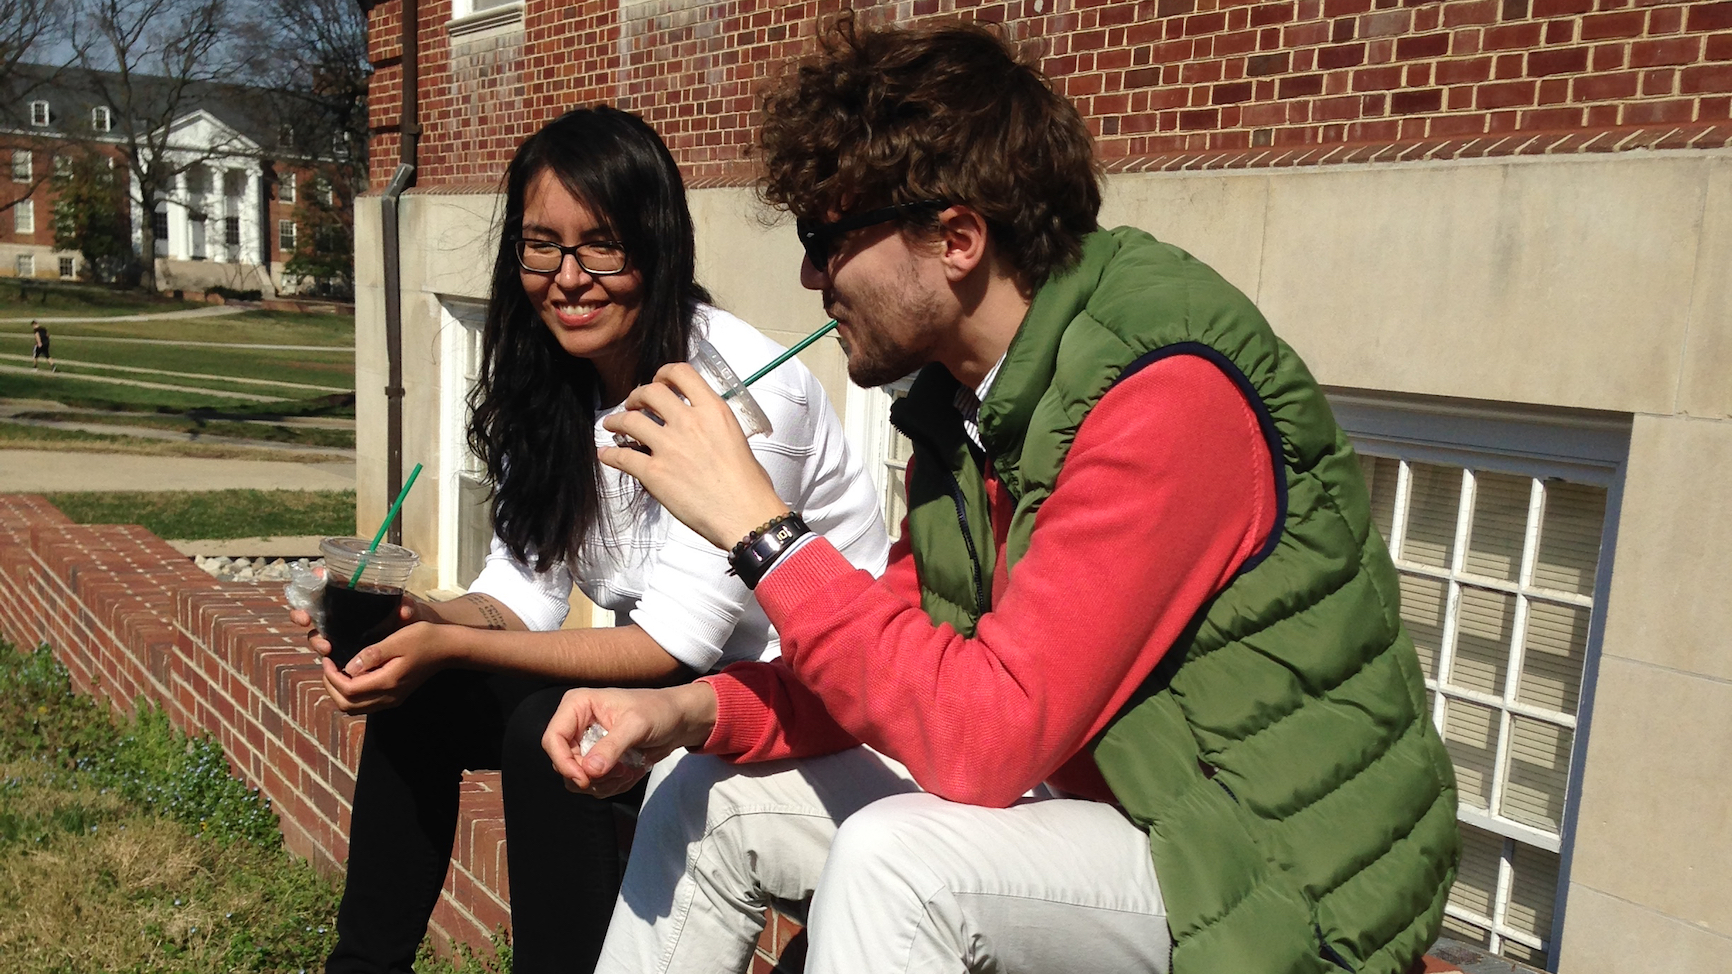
[699,355,1276,807]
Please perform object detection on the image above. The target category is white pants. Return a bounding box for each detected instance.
[595,747,1172,974]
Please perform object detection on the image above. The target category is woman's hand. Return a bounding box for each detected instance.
[289,594,429,661]
[320,620,455,715]
[542,683,718,798]
[599,363,793,550]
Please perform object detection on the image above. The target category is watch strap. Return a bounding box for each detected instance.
[727,512,810,589]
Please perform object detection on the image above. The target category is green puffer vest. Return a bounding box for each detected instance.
[889,228,1459,974]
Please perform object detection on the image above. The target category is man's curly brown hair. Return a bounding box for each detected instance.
[759,17,1101,291]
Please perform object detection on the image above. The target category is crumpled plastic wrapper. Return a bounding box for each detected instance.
[579,722,647,769]
[284,562,328,632]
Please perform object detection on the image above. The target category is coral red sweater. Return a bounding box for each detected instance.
[695,354,1277,808]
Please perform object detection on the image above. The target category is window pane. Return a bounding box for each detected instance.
[1402,462,1461,568]
[1441,915,1491,948]
[884,474,908,542]
[1503,843,1560,962]
[1442,697,1499,810]
[456,475,492,589]
[1450,823,1503,919]
[1518,600,1590,715]
[1534,481,1605,596]
[1500,716,1572,833]
[1449,586,1515,696]
[1398,573,1446,682]
[1359,454,1398,546]
[1465,471,1529,582]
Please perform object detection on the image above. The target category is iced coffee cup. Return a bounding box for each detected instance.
[318,537,419,669]
[614,337,773,450]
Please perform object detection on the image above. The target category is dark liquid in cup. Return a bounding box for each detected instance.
[321,582,404,668]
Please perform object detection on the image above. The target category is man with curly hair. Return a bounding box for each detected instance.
[546,19,1459,974]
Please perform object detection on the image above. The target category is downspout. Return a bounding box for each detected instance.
[381,0,419,545]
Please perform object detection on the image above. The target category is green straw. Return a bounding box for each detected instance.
[348,461,423,588]
[723,320,840,400]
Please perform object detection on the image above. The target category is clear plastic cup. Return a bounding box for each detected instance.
[317,537,419,668]
[692,338,773,439]
[613,337,773,450]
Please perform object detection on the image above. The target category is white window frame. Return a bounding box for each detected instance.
[280,172,297,203]
[14,199,34,234]
[437,297,492,593]
[844,377,916,541]
[29,100,49,126]
[58,256,74,278]
[91,106,111,132]
[449,0,524,37]
[11,150,31,182]
[15,254,34,276]
[1330,389,1629,971]
[278,219,296,253]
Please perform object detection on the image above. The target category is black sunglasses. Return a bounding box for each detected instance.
[795,199,950,270]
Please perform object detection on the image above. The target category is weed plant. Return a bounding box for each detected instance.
[0,643,515,973]
[0,642,340,972]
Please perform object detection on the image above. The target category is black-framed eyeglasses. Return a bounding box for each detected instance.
[795,199,949,270]
[513,237,630,276]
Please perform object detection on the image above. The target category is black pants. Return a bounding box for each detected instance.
[325,670,647,974]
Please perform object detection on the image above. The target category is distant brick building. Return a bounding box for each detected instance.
[357,3,1732,971]
[0,66,348,296]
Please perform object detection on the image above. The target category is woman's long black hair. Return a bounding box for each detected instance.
[467,106,711,570]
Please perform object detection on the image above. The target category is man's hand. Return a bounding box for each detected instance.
[599,363,793,550]
[542,683,719,798]
[320,620,453,715]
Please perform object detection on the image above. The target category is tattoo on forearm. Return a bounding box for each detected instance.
[456,594,510,630]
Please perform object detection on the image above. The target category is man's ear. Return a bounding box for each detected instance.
[936,205,991,282]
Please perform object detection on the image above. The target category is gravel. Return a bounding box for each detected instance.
[193,555,320,584]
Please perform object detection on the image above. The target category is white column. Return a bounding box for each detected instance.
[170,168,189,261]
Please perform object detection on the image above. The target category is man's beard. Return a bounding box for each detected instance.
[831,261,940,389]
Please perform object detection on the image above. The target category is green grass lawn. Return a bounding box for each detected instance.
[0,279,207,317]
[0,370,283,412]
[47,490,357,540]
[0,309,355,348]
[0,300,356,417]
[0,643,511,974]
[0,336,353,389]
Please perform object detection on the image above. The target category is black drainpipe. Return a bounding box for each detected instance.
[381,0,419,545]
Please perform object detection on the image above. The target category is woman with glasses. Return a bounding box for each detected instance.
[296,106,888,974]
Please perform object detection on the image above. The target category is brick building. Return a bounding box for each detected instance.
[354,1,1732,970]
[0,66,347,295]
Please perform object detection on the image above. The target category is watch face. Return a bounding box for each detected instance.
[771,524,797,542]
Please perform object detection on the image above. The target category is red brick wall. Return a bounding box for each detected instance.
[0,493,807,968]
[0,494,509,957]
[369,0,1732,189]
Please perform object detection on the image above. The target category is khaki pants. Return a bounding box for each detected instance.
[596,747,1172,974]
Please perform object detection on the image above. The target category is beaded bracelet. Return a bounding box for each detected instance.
[726,511,810,589]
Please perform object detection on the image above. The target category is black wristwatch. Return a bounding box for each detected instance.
[727,512,811,589]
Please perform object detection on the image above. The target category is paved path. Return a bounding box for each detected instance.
[0,306,247,323]
[0,449,355,491]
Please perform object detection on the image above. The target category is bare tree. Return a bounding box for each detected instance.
[0,0,68,214]
[245,0,370,297]
[69,0,259,289]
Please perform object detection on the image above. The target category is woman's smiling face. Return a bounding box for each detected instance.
[519,169,646,401]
